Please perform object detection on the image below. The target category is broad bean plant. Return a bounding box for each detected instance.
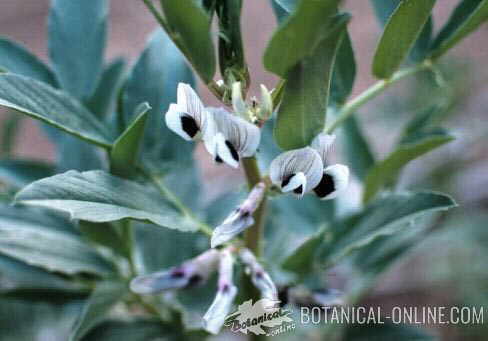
[0,0,486,339]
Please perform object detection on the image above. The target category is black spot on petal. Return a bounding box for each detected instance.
[181,115,199,138]
[215,155,224,163]
[281,174,295,188]
[225,140,239,162]
[186,274,203,287]
[313,173,335,198]
[293,185,303,195]
[170,267,185,278]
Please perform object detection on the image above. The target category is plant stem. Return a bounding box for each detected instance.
[141,167,214,237]
[241,157,266,257]
[325,61,432,133]
[121,219,137,277]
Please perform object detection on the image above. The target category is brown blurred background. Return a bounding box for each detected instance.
[1,1,487,340]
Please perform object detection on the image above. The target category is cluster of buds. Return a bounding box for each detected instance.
[232,81,273,125]
[130,247,277,335]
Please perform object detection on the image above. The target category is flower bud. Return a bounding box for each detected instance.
[130,249,219,295]
[257,84,273,120]
[232,81,247,118]
[211,182,266,248]
[203,248,238,334]
[239,248,278,301]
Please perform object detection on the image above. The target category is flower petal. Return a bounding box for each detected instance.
[129,249,219,295]
[203,249,237,334]
[205,108,261,166]
[211,182,266,248]
[165,104,197,141]
[269,147,323,195]
[177,83,205,126]
[239,248,278,301]
[313,164,349,200]
[311,133,336,163]
[232,82,247,117]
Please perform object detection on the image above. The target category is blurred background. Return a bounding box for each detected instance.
[0,0,487,340]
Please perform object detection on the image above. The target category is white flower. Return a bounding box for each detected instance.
[269,147,323,197]
[211,182,266,248]
[165,83,261,169]
[165,83,213,141]
[205,108,261,168]
[310,133,349,200]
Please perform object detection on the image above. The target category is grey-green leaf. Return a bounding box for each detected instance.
[87,58,126,119]
[15,170,198,232]
[264,0,340,77]
[330,31,356,105]
[70,281,128,341]
[274,14,349,150]
[363,129,454,203]
[0,254,89,294]
[110,103,150,178]
[372,0,436,79]
[48,0,108,98]
[0,74,114,148]
[160,0,216,82]
[429,0,488,59]
[339,116,375,180]
[0,205,114,276]
[0,37,57,86]
[282,227,325,276]
[318,191,456,267]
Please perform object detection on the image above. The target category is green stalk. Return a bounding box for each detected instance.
[241,157,266,257]
[325,61,432,133]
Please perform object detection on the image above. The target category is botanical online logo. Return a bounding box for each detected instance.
[224,298,295,336]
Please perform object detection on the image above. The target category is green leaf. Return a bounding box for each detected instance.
[372,0,436,79]
[429,0,488,59]
[330,31,356,105]
[0,298,83,341]
[15,170,198,232]
[70,281,128,341]
[159,0,216,82]
[79,221,129,257]
[344,322,437,341]
[363,129,454,203]
[87,58,126,119]
[317,191,456,267]
[282,227,325,275]
[369,0,433,62]
[0,37,57,86]
[123,29,195,169]
[48,0,108,98]
[0,159,55,188]
[55,136,104,172]
[0,74,114,148]
[0,254,89,294]
[339,116,375,180]
[110,103,149,178]
[0,205,114,276]
[274,14,349,150]
[263,0,340,77]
